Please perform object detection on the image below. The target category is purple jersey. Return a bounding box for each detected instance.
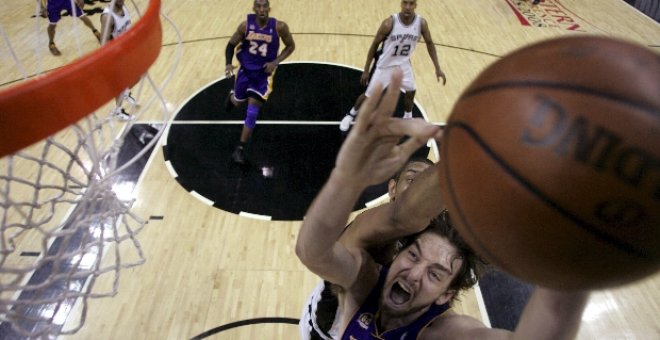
[236,14,280,71]
[341,266,450,339]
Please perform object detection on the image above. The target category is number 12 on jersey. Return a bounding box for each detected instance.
[392,44,411,56]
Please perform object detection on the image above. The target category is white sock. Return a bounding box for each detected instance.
[349,108,358,116]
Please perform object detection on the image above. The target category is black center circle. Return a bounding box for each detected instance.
[162,62,430,221]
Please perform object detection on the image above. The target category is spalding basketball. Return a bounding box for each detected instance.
[439,36,659,290]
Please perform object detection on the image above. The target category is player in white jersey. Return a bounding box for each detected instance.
[340,0,446,132]
[101,0,131,40]
[100,0,137,121]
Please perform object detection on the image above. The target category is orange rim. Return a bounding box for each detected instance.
[0,0,162,157]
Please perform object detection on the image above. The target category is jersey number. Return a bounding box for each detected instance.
[392,44,411,56]
[249,41,268,57]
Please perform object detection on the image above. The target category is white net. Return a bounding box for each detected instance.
[0,0,181,337]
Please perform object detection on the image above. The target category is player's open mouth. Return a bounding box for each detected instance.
[390,281,412,305]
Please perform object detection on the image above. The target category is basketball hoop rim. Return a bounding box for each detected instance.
[0,0,163,158]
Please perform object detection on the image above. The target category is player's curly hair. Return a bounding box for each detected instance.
[398,210,489,304]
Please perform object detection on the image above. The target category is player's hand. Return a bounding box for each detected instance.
[334,70,441,186]
[437,69,446,85]
[225,64,235,78]
[263,61,278,74]
[360,71,370,87]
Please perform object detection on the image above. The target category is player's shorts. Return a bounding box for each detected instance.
[365,62,415,98]
[48,0,84,24]
[299,281,341,340]
[232,67,275,102]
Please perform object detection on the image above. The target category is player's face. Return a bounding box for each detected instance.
[253,0,271,19]
[388,161,431,200]
[381,232,461,317]
[400,0,417,18]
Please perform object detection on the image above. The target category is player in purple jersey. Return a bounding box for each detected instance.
[296,71,590,339]
[223,0,295,164]
[46,0,102,56]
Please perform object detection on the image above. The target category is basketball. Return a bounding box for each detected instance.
[439,36,660,290]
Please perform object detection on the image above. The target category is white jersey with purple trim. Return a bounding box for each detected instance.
[377,13,422,68]
[102,5,131,39]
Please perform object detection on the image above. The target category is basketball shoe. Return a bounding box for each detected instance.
[113,107,134,121]
[339,114,354,132]
[232,145,246,164]
[123,90,139,107]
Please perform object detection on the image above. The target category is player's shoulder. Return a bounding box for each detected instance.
[376,16,395,35]
[276,19,290,32]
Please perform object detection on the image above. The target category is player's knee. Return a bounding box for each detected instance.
[244,104,260,129]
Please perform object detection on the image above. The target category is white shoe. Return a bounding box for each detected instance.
[123,90,139,108]
[113,108,134,121]
[403,112,413,119]
[339,114,354,132]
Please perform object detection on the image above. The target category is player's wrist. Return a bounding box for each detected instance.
[329,168,369,192]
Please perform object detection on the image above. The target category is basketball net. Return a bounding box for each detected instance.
[0,0,181,337]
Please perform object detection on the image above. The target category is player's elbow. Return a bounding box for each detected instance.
[295,236,317,269]
[295,245,325,275]
[295,235,309,263]
[295,237,335,276]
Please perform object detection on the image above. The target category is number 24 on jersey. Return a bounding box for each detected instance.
[249,41,268,57]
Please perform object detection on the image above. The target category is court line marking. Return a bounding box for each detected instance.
[164,160,178,178]
[190,317,298,339]
[190,191,214,206]
[239,212,273,221]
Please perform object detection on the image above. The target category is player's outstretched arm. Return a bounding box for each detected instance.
[295,70,440,287]
[341,160,446,251]
[510,288,588,340]
[428,287,588,340]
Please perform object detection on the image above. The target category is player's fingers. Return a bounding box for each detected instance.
[393,120,440,155]
[433,128,444,142]
[385,118,439,142]
[354,82,383,132]
[355,69,402,132]
[373,70,403,122]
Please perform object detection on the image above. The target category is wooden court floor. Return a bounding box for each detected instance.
[1,0,659,339]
